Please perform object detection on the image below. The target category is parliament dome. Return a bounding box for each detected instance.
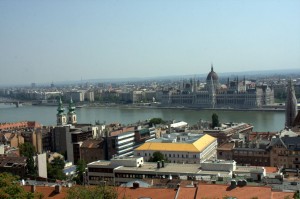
[206,65,219,81]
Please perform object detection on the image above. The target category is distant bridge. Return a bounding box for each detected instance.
[0,99,24,107]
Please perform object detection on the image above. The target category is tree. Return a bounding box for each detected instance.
[0,172,34,198]
[294,190,300,199]
[148,151,166,162]
[149,118,164,125]
[74,159,87,185]
[212,113,220,128]
[66,185,118,199]
[47,157,66,181]
[19,143,37,176]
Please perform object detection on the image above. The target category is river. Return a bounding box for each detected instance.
[0,104,285,132]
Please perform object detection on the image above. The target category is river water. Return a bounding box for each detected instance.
[0,104,285,132]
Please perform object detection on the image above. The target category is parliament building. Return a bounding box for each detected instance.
[161,66,274,108]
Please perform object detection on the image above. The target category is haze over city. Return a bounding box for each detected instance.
[1,0,300,85]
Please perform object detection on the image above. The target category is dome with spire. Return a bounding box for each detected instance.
[206,65,219,81]
[57,97,65,116]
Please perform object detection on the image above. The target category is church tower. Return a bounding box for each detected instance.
[285,79,297,128]
[57,98,67,126]
[67,98,77,125]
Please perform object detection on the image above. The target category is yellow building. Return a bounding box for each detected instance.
[134,133,217,164]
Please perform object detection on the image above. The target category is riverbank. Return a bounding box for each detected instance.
[84,103,286,112]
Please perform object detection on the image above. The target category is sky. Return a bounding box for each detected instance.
[0,0,300,85]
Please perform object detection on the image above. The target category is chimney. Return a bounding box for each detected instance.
[31,185,36,193]
[55,185,61,194]
[133,182,140,189]
[157,161,161,169]
[161,160,165,168]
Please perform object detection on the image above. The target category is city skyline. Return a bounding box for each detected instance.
[1,0,300,85]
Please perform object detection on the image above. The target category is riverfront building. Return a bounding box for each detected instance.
[134,133,217,164]
[161,66,274,108]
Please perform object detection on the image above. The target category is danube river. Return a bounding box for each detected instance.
[0,104,285,132]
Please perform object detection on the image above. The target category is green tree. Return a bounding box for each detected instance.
[148,151,166,162]
[47,157,66,181]
[19,143,37,176]
[74,159,87,185]
[149,118,164,125]
[0,172,34,198]
[66,185,118,199]
[212,113,220,128]
[294,190,300,199]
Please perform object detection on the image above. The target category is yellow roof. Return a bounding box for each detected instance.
[135,134,216,153]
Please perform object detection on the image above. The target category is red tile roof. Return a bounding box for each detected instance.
[177,187,196,199]
[117,187,177,199]
[265,167,278,174]
[197,184,272,199]
[23,186,67,199]
[272,191,294,199]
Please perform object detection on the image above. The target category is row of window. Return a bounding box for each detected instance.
[139,152,197,159]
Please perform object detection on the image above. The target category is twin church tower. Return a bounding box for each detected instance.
[56,98,77,125]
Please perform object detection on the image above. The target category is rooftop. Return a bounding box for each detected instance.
[135,134,216,153]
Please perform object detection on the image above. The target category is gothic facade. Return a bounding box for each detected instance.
[161,66,274,108]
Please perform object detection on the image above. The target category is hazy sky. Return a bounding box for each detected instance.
[1,0,300,85]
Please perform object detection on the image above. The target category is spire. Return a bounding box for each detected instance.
[211,63,214,72]
[68,97,76,114]
[227,77,230,87]
[285,79,298,128]
[57,97,65,115]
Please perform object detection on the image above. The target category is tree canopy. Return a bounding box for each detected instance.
[74,159,87,185]
[212,113,220,128]
[0,172,34,199]
[19,143,36,176]
[149,118,165,125]
[148,151,166,162]
[66,185,118,199]
[47,157,66,181]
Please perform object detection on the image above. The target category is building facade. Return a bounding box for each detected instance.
[134,133,217,164]
[161,66,274,108]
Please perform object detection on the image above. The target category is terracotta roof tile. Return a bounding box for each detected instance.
[197,184,272,199]
[23,186,67,199]
[272,191,294,199]
[177,187,196,199]
[265,167,278,173]
[117,187,177,199]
